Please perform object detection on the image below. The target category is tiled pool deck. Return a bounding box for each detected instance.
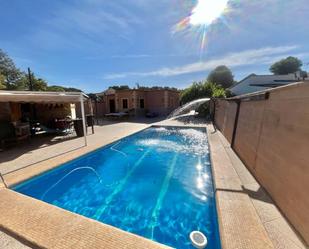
[0,118,307,248]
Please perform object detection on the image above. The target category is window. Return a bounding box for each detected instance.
[122,99,128,109]
[139,99,144,109]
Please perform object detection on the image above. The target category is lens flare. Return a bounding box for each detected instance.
[174,0,229,54]
[189,0,228,26]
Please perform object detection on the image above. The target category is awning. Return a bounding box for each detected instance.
[0,90,89,146]
[0,90,88,103]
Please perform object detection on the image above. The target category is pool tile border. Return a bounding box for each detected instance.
[0,188,170,249]
[206,124,274,249]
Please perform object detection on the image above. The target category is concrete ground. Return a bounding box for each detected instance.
[0,230,31,249]
[0,118,162,176]
[0,116,307,248]
[0,116,205,176]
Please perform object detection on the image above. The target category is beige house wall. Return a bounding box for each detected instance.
[115,90,134,112]
[134,91,146,115]
[106,95,115,113]
[96,89,180,116]
[167,90,180,115]
[214,82,309,245]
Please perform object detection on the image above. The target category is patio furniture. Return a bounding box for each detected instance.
[14,122,31,138]
[86,115,94,134]
[73,116,95,137]
[73,119,84,137]
[105,112,129,118]
[54,118,74,135]
[0,121,29,149]
[146,111,159,118]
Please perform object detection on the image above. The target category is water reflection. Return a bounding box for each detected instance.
[196,158,209,201]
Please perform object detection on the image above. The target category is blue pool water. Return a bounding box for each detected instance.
[14,126,221,249]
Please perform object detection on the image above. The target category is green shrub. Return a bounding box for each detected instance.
[180,81,226,104]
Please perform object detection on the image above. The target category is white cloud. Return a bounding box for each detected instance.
[104,45,300,79]
[30,1,144,50]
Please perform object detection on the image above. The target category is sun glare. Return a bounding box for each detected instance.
[190,0,228,26]
[174,0,229,53]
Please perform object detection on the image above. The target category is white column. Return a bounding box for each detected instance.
[80,94,87,146]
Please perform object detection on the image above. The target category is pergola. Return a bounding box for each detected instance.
[0,90,89,146]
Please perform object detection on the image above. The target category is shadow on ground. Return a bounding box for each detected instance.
[216,186,273,204]
[94,116,166,126]
[0,134,80,164]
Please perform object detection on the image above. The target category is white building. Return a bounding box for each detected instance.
[230,72,308,95]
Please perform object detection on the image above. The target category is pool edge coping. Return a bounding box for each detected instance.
[1,122,282,249]
[1,124,210,249]
[206,124,278,249]
[0,188,172,249]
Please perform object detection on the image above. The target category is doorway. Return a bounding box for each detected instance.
[109,99,116,113]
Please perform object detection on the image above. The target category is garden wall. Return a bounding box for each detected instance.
[214,82,309,245]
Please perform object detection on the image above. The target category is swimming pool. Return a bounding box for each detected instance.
[14,126,221,249]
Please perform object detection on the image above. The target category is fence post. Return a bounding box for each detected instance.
[231,99,241,149]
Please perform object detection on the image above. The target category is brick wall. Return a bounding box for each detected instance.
[214,82,309,245]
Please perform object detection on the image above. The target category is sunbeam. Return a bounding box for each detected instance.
[189,0,228,25]
[174,0,229,54]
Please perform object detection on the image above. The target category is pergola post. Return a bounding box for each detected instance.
[80,93,87,146]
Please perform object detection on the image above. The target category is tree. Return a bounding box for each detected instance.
[46,85,81,92]
[0,49,22,89]
[180,81,226,104]
[15,73,48,91]
[109,85,130,90]
[62,87,81,92]
[46,85,66,92]
[87,93,101,101]
[32,77,48,91]
[0,74,6,89]
[0,49,82,92]
[207,65,234,89]
[136,85,178,91]
[270,56,303,75]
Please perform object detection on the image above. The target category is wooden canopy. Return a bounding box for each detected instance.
[0,90,89,146]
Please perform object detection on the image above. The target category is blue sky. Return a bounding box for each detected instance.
[1,0,309,92]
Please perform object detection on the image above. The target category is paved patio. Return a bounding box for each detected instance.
[0,230,31,249]
[0,119,158,176]
[0,117,307,248]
